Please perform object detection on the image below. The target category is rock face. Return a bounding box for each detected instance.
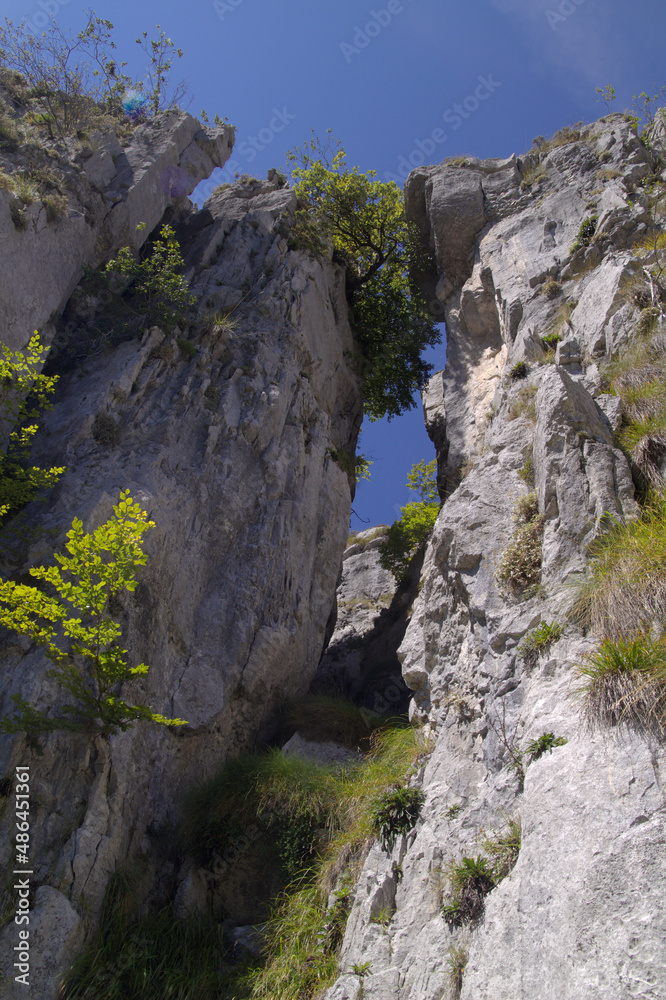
[0,110,234,352]
[0,155,361,994]
[324,116,666,999]
[314,527,416,715]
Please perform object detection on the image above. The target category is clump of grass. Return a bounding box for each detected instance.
[441,855,495,926]
[524,733,568,762]
[176,337,197,359]
[372,785,424,852]
[520,163,546,190]
[572,493,666,638]
[508,382,538,423]
[578,634,666,736]
[43,193,68,223]
[518,621,564,661]
[92,412,120,446]
[570,215,598,255]
[597,167,623,181]
[509,360,529,380]
[61,906,230,999]
[496,492,544,596]
[541,332,562,352]
[541,279,562,300]
[606,325,666,489]
[446,945,468,999]
[518,453,535,488]
[479,815,522,883]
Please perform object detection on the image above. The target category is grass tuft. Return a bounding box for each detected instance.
[572,493,666,639]
[578,634,666,736]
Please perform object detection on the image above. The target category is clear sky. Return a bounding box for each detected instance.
[3,0,665,526]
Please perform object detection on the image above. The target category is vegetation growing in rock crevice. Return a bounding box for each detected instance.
[379,459,440,582]
[65,719,427,1000]
[0,491,187,748]
[496,491,544,597]
[286,133,441,421]
[0,12,188,143]
[0,333,64,523]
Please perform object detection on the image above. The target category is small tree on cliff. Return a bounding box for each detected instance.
[0,490,187,749]
[287,132,440,421]
[380,460,440,582]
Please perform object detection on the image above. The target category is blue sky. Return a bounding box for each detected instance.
[3,0,666,526]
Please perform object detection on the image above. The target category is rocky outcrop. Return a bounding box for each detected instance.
[324,116,666,1000]
[0,111,234,352]
[314,527,417,715]
[0,168,361,996]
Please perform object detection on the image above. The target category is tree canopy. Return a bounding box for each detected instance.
[288,133,440,421]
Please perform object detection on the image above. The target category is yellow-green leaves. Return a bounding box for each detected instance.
[0,490,187,744]
[0,332,64,521]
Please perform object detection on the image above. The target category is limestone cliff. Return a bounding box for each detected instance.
[324,115,666,1000]
[0,123,361,997]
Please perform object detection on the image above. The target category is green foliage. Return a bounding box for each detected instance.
[92,412,120,447]
[0,333,64,522]
[446,945,468,1000]
[496,492,544,595]
[518,454,535,488]
[479,816,522,883]
[406,458,439,502]
[518,620,564,659]
[134,25,187,116]
[441,855,495,926]
[541,331,562,351]
[595,84,616,111]
[61,906,228,1000]
[286,133,440,421]
[379,460,440,582]
[182,722,427,1000]
[442,817,522,928]
[176,338,197,359]
[329,447,372,483]
[541,280,562,301]
[572,492,666,639]
[524,733,568,762]
[578,633,666,736]
[0,490,187,744]
[570,215,598,255]
[105,224,194,331]
[372,785,424,852]
[509,360,529,380]
[520,163,546,191]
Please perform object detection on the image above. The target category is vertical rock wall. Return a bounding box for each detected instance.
[0,162,362,994]
[324,115,666,1000]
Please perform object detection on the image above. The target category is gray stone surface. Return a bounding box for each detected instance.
[325,116,666,1000]
[0,175,361,994]
[0,111,234,353]
[0,887,83,1000]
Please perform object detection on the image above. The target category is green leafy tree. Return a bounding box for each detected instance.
[135,25,187,116]
[105,223,195,331]
[287,133,440,421]
[0,490,187,747]
[379,460,440,582]
[0,333,64,522]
